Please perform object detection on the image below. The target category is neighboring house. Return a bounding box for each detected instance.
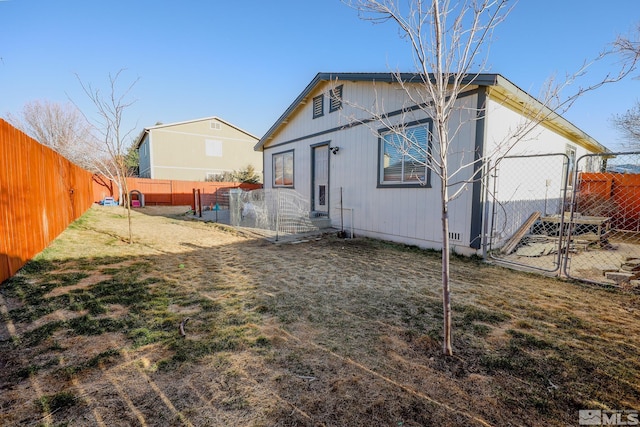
[255,72,609,255]
[135,116,262,181]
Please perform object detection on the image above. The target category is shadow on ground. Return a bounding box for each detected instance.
[1,207,639,426]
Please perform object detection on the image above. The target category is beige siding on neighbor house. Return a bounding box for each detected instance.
[147,118,262,181]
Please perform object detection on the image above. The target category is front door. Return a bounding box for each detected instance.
[312,145,329,215]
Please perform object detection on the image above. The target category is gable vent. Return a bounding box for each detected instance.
[312,95,324,119]
[329,85,343,112]
[210,121,221,130]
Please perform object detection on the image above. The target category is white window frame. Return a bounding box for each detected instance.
[378,121,432,187]
[273,150,294,187]
[205,139,223,157]
[564,144,577,188]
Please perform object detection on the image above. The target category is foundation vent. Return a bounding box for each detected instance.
[449,232,462,242]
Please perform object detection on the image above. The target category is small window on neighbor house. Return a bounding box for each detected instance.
[329,85,343,112]
[210,121,221,130]
[205,139,223,157]
[312,95,324,119]
[273,150,294,187]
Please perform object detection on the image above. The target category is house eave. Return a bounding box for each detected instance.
[256,72,608,154]
[255,72,500,151]
[487,78,610,154]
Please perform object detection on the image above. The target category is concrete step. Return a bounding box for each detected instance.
[311,216,332,229]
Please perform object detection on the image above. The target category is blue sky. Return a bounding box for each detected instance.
[0,0,638,150]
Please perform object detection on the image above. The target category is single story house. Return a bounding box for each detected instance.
[255,73,609,255]
[135,116,262,181]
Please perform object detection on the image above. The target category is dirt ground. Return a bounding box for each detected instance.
[1,205,639,426]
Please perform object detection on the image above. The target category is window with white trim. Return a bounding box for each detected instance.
[206,171,224,181]
[205,139,223,157]
[564,144,577,187]
[379,122,431,186]
[273,150,294,187]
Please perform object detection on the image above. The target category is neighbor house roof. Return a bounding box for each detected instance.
[134,116,259,149]
[255,72,609,154]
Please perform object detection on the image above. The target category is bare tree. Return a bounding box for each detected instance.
[612,102,640,146]
[343,0,639,355]
[5,100,93,166]
[75,69,140,243]
[611,24,640,146]
[614,22,640,65]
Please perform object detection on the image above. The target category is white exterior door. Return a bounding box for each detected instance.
[313,145,329,214]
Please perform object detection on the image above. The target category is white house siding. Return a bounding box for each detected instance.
[263,80,482,253]
[261,74,610,256]
[483,97,599,248]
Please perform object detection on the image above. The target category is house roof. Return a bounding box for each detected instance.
[255,72,609,154]
[134,116,259,149]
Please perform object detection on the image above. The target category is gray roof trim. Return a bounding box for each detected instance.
[255,72,499,151]
[255,72,608,154]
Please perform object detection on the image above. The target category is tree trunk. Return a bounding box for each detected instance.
[439,119,453,356]
[441,179,453,356]
[120,167,133,244]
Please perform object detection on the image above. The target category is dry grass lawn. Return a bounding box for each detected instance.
[0,205,639,426]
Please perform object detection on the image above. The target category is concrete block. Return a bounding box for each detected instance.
[605,271,637,284]
[598,265,622,275]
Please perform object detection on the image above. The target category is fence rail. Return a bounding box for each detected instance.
[92,176,261,208]
[0,119,94,284]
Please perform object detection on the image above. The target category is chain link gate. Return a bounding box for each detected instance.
[488,153,570,273]
[489,151,640,288]
[563,151,640,287]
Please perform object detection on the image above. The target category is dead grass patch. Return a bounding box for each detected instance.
[44,273,111,298]
[0,205,638,426]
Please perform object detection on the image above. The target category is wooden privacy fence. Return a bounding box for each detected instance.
[93,176,262,208]
[0,119,94,284]
[577,172,640,231]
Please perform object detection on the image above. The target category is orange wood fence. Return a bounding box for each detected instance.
[0,119,95,284]
[0,116,263,284]
[578,172,640,231]
[93,177,262,208]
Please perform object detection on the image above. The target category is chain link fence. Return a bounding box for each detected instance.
[489,151,640,289]
[489,153,570,273]
[191,187,233,223]
[564,152,640,286]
